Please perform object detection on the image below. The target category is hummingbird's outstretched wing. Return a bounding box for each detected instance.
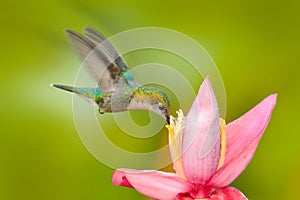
[83,27,129,72]
[65,28,137,93]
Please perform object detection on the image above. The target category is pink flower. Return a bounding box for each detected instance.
[112,77,277,200]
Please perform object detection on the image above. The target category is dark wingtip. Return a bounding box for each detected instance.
[64,29,79,38]
[64,29,73,37]
[83,26,95,32]
[64,28,73,34]
[64,29,83,40]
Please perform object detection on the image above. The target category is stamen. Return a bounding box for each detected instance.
[166,109,187,181]
[217,118,227,169]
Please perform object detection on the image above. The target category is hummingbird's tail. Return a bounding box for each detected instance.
[51,84,75,93]
[51,84,101,106]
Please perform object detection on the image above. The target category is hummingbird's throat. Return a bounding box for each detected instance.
[127,96,152,110]
[128,95,165,119]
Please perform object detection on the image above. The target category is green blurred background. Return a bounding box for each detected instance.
[1,0,299,199]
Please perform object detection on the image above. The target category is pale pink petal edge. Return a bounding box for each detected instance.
[183,77,221,184]
[225,94,277,162]
[112,169,192,200]
[209,94,277,187]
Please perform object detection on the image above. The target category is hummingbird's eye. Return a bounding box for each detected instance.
[159,104,164,111]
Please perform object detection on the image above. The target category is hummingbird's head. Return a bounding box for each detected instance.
[131,87,170,124]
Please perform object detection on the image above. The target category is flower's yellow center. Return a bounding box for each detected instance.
[217,118,227,169]
[166,109,187,181]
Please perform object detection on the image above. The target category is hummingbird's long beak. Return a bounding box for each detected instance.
[166,115,170,125]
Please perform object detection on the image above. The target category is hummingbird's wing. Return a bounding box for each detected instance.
[83,27,129,72]
[65,28,137,93]
[83,27,138,87]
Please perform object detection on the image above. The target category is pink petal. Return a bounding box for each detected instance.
[183,77,220,184]
[112,169,192,200]
[209,94,277,187]
[209,135,261,187]
[209,186,248,200]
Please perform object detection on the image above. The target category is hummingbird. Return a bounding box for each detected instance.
[51,27,170,124]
